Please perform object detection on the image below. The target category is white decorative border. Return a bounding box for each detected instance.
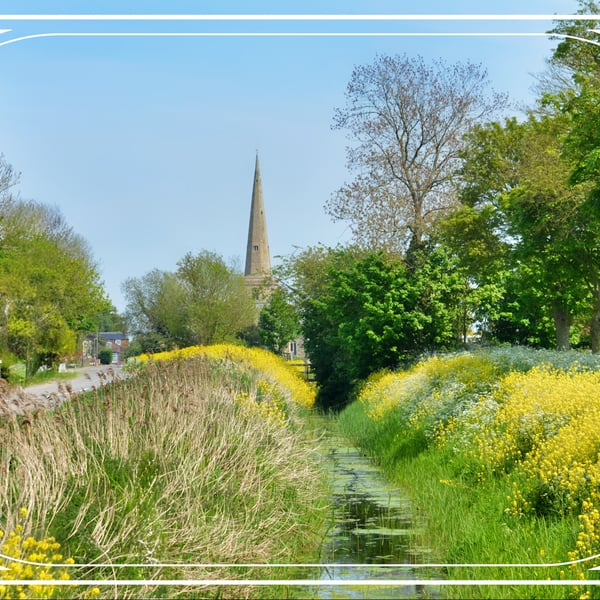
[0,10,599,590]
[2,552,600,571]
[2,577,600,588]
[0,13,595,19]
[0,32,598,49]
[0,13,598,48]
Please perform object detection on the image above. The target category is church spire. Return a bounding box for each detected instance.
[244,152,271,278]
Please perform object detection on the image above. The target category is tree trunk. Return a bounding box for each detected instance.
[552,305,571,351]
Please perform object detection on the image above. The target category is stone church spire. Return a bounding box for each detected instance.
[244,153,272,279]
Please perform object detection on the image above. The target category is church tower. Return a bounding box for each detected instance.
[244,153,272,288]
[242,153,303,359]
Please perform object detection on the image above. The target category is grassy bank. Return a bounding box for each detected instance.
[337,347,600,599]
[0,346,328,599]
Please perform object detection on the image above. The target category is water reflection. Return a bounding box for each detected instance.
[296,441,442,599]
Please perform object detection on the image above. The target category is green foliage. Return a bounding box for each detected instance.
[177,250,257,345]
[448,113,594,350]
[123,251,258,349]
[98,349,113,365]
[258,287,299,354]
[236,323,261,347]
[96,309,127,334]
[0,187,112,377]
[549,1,600,76]
[296,247,464,410]
[122,269,190,349]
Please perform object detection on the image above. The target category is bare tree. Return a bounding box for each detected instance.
[328,54,507,255]
[0,154,18,197]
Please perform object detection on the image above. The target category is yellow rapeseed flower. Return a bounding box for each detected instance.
[0,510,75,599]
[137,344,316,410]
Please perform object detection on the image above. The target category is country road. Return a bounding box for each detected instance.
[0,365,127,416]
[26,365,125,396]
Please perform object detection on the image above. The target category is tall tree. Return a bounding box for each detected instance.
[327,54,507,256]
[281,245,463,409]
[123,251,258,349]
[176,251,257,345]
[548,2,600,351]
[122,269,190,349]
[558,79,600,351]
[0,196,111,375]
[448,114,591,350]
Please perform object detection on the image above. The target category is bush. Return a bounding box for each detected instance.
[0,363,11,381]
[98,349,113,365]
[341,347,600,592]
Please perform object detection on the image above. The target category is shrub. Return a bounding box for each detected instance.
[97,349,112,365]
[348,347,600,590]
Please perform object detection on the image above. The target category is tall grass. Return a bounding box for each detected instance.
[338,348,600,600]
[0,352,328,599]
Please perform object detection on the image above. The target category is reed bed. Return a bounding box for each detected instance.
[0,351,327,599]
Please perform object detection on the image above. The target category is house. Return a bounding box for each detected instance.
[99,332,129,364]
[83,332,129,365]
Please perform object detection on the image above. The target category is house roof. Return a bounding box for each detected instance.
[99,332,128,341]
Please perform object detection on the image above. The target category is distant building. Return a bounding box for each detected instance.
[244,152,275,307]
[243,153,303,360]
[83,332,129,364]
[100,332,129,364]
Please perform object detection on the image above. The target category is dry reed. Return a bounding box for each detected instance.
[0,355,327,599]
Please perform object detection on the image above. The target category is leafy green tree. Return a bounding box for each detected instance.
[448,114,591,350]
[123,251,258,349]
[258,287,299,355]
[486,265,563,348]
[561,94,600,350]
[176,251,257,345]
[505,116,591,349]
[286,247,463,409]
[96,309,127,334]
[277,245,371,407]
[546,1,600,351]
[549,1,600,77]
[276,244,368,311]
[122,269,190,349]
[0,197,111,376]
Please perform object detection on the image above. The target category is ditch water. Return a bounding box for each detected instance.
[293,428,443,599]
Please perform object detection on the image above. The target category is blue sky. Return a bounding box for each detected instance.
[0,0,588,311]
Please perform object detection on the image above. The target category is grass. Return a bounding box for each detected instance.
[23,369,78,387]
[0,351,329,599]
[337,348,600,600]
[4,361,79,387]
